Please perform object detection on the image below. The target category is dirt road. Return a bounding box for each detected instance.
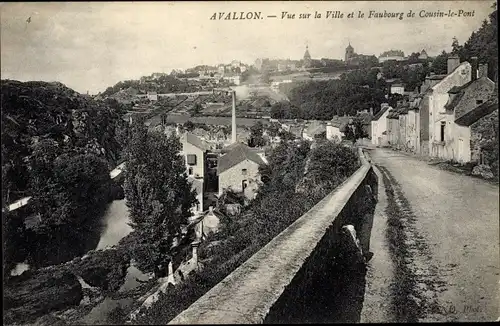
[362,148,499,322]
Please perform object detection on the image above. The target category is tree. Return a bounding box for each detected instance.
[183,120,195,132]
[29,152,112,231]
[430,51,449,74]
[248,122,266,147]
[458,4,497,81]
[344,116,368,144]
[123,120,197,277]
[451,36,463,56]
[407,52,421,63]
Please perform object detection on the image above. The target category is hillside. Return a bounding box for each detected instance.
[1,80,126,204]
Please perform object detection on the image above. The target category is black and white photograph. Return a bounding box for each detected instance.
[1,1,498,324]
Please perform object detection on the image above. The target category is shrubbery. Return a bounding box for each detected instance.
[134,140,360,324]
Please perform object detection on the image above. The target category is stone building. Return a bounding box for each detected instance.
[454,98,498,164]
[438,61,496,163]
[428,57,472,158]
[345,43,355,63]
[217,143,265,200]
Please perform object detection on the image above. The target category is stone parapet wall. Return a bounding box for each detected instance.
[168,148,378,324]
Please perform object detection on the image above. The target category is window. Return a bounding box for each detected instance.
[187,154,197,165]
[188,167,193,175]
[242,168,247,176]
[476,99,484,105]
[440,121,446,142]
[242,180,248,190]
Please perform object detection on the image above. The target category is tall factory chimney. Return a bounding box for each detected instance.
[231,90,237,144]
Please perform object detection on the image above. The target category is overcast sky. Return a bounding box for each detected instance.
[1,1,494,94]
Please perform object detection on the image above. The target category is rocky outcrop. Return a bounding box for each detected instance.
[74,248,131,292]
[1,79,126,201]
[3,269,83,324]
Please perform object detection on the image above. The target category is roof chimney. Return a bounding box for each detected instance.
[231,90,237,144]
[447,55,460,75]
[471,56,478,81]
[478,63,489,79]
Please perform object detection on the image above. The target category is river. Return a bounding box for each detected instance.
[96,199,132,250]
[82,199,154,324]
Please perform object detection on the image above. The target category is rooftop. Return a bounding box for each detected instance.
[372,106,391,121]
[454,97,498,127]
[183,132,211,151]
[218,143,266,174]
[445,77,495,111]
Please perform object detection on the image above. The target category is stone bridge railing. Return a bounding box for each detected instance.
[169,148,378,324]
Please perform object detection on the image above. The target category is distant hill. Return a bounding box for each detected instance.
[101,74,204,98]
[1,80,126,203]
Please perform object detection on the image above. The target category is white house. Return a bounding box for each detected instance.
[371,104,391,146]
[390,83,405,95]
[326,116,351,142]
[428,56,472,159]
[180,132,211,179]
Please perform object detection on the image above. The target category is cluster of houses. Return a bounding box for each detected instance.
[371,55,498,166]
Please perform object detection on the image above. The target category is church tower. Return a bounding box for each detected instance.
[303,45,312,68]
[345,42,354,63]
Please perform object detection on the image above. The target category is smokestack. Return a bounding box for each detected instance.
[471,56,478,81]
[231,90,237,144]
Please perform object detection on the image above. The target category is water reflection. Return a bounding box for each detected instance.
[82,297,133,325]
[119,265,151,293]
[96,200,132,250]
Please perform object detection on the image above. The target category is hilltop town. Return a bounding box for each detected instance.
[2,2,498,326]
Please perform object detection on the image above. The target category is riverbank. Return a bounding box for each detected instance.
[4,198,150,326]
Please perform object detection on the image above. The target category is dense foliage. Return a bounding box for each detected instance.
[1,80,125,203]
[134,140,360,324]
[272,69,387,120]
[123,119,197,276]
[1,80,127,269]
[451,3,498,80]
[248,121,266,147]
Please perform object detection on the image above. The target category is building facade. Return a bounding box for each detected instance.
[429,58,472,158]
[371,104,391,146]
[180,132,210,179]
[217,143,265,200]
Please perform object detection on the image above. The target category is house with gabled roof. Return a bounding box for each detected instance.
[437,68,496,163]
[326,116,351,143]
[371,104,391,146]
[428,56,472,158]
[217,142,266,200]
[302,121,326,141]
[453,97,498,164]
[426,56,494,161]
[180,132,211,192]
